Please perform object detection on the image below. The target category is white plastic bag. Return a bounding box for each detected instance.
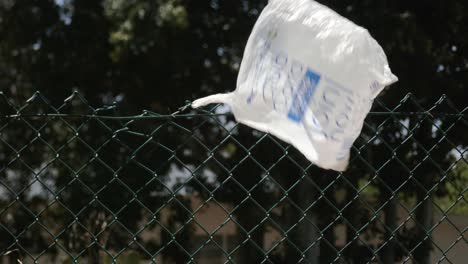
[192,0,398,171]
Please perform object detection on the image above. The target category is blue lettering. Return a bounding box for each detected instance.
[287,69,321,123]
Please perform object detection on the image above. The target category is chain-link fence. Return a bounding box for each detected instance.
[0,91,466,264]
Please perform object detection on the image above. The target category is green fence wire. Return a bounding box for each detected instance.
[0,91,466,264]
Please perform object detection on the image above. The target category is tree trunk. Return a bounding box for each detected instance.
[319,190,337,264]
[414,180,433,264]
[300,211,320,263]
[236,203,265,263]
[413,120,434,264]
[343,176,361,264]
[285,178,319,264]
[382,189,397,264]
[87,211,106,264]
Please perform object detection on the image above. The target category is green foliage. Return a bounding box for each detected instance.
[437,160,468,215]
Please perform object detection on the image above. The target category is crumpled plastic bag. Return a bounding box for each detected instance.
[192,0,398,171]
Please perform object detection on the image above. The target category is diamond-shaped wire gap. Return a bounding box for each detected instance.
[191,234,235,263]
[0,195,40,259]
[2,118,117,214]
[53,217,106,262]
[244,132,289,170]
[98,158,194,246]
[93,212,149,262]
[431,164,467,214]
[20,172,96,262]
[223,150,270,199]
[123,146,204,213]
[380,187,463,264]
[225,197,271,262]
[58,91,117,119]
[0,157,35,198]
[164,119,208,149]
[189,197,237,262]
[97,206,153,260]
[380,198,433,262]
[207,165,310,264]
[49,209,108,262]
[111,120,194,185]
[255,157,350,263]
[378,187,436,263]
[318,175,386,264]
[0,91,20,118]
[11,92,60,128]
[129,211,168,263]
[16,210,64,263]
[123,136,175,175]
[355,171,420,262]
[117,116,232,195]
[61,195,137,262]
[190,113,235,151]
[359,114,464,242]
[353,123,419,223]
[64,134,163,217]
[153,121,213,167]
[424,112,467,158]
[269,160,323,217]
[138,192,222,262]
[436,227,467,264]
[0,222,16,254]
[0,126,62,191]
[8,98,88,184]
[0,158,61,226]
[328,169,381,263]
[390,180,459,264]
[320,102,440,260]
[53,172,97,219]
[30,116,79,154]
[24,198,81,261]
[118,120,221,196]
[64,119,125,166]
[396,116,460,176]
[387,96,465,176]
[354,95,420,171]
[7,116,122,204]
[5,165,80,260]
[209,181,275,262]
[205,133,251,174]
[52,135,99,176]
[269,191,321,263]
[209,132,248,163]
[134,197,195,263]
[96,118,236,240]
[433,157,468,217]
[394,203,463,264]
[375,91,417,113]
[0,117,40,154]
[191,102,236,130]
[329,158,419,263]
[429,210,468,264]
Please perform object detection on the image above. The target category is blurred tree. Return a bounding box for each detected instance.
[0,0,467,263]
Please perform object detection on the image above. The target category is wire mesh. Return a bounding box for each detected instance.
[0,91,466,264]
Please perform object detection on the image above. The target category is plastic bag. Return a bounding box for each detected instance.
[192,0,398,171]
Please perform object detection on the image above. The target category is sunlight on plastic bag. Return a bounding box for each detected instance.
[192,0,398,171]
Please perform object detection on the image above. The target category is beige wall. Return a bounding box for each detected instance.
[189,198,467,263]
[4,197,465,263]
[430,214,466,264]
